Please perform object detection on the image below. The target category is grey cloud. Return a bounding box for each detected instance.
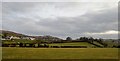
[2,2,118,39]
[34,7,118,39]
[35,7,117,33]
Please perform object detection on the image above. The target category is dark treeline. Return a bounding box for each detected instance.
[2,43,87,48]
[75,37,119,48]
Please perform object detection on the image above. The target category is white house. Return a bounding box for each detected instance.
[29,37,35,40]
[21,37,35,40]
[10,36,20,40]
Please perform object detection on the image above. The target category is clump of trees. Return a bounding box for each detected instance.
[76,37,108,47]
[77,37,94,43]
[66,37,72,41]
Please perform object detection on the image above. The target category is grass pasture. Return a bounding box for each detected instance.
[2,47,118,59]
[49,42,94,46]
[49,42,96,48]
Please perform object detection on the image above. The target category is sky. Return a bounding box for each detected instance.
[1,0,119,39]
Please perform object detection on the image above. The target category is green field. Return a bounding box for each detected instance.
[2,39,36,44]
[49,42,95,48]
[2,47,118,59]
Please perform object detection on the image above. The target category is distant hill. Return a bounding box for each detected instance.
[0,30,62,41]
[0,30,28,37]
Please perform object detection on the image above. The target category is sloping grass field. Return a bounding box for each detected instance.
[49,42,94,46]
[49,42,96,48]
[2,47,118,59]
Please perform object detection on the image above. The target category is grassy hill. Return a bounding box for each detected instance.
[1,30,27,37]
[1,30,118,48]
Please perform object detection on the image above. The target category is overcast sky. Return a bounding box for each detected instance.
[2,1,119,39]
